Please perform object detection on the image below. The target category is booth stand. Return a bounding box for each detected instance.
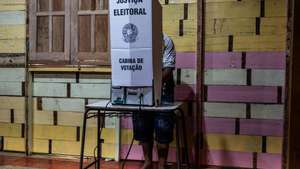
[79,100,190,169]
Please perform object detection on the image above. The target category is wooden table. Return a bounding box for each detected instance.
[79,100,190,169]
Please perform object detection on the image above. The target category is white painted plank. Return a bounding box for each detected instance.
[0,68,25,82]
[205,69,247,85]
[0,82,22,96]
[252,70,285,86]
[181,69,196,84]
[251,104,284,120]
[34,73,76,83]
[71,83,111,98]
[33,83,67,97]
[204,102,246,118]
[0,11,25,25]
[42,98,85,112]
[79,74,111,84]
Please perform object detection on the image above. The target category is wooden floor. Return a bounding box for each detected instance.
[0,155,185,169]
[0,155,140,169]
[0,154,244,169]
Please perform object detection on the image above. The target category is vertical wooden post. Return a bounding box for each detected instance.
[25,0,33,155]
[285,0,300,168]
[196,0,205,167]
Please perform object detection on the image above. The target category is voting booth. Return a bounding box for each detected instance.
[109,0,163,106]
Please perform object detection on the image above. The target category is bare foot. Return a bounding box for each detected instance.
[141,162,152,169]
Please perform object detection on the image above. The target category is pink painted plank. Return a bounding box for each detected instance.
[205,52,242,69]
[246,52,286,69]
[257,153,282,169]
[176,52,196,69]
[174,84,196,101]
[121,117,133,129]
[120,144,176,162]
[203,117,236,134]
[240,119,283,136]
[207,85,279,103]
[200,150,253,168]
[176,52,285,69]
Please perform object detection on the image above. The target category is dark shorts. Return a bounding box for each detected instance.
[132,112,174,144]
[132,80,175,144]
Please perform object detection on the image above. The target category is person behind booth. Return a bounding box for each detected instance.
[132,33,176,169]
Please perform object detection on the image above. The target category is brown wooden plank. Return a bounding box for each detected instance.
[287,0,300,168]
[29,0,37,64]
[38,0,49,11]
[64,0,71,62]
[103,0,108,10]
[78,15,91,52]
[37,16,49,52]
[80,0,96,10]
[95,15,108,52]
[52,16,64,52]
[196,0,204,167]
[91,15,95,52]
[77,52,109,65]
[52,0,64,11]
[70,0,79,64]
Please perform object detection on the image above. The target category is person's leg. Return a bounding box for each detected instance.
[157,143,169,169]
[154,113,174,169]
[132,113,154,169]
[140,141,153,169]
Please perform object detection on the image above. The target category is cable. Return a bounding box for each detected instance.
[121,93,144,169]
[93,100,111,169]
[121,137,135,169]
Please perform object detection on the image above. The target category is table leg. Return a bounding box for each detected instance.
[175,116,181,169]
[80,109,89,169]
[97,110,101,169]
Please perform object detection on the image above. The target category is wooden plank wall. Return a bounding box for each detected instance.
[0,0,116,159]
[156,0,284,168]
[103,0,286,168]
[0,0,26,66]
[200,0,285,168]
[0,0,286,168]
[0,0,26,152]
[32,73,116,158]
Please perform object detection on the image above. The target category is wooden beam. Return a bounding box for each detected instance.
[28,67,111,73]
[196,0,204,167]
[285,0,300,168]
